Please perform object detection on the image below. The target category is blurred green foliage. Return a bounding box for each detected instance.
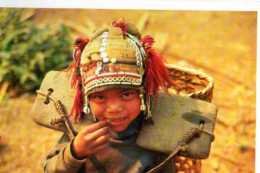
[0,9,72,94]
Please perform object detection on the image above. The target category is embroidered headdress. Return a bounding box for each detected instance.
[69,19,172,122]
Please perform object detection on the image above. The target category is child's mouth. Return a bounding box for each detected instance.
[106,116,127,125]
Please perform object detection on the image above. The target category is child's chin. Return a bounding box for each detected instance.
[111,125,128,132]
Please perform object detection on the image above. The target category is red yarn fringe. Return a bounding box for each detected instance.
[70,76,84,122]
[70,37,89,122]
[141,35,172,97]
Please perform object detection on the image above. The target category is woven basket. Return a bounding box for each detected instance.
[166,64,215,173]
[167,64,214,102]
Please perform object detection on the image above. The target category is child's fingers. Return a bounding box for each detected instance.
[92,143,109,153]
[90,134,110,148]
[82,121,108,134]
[84,127,109,142]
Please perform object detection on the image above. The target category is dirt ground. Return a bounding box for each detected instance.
[0,10,256,173]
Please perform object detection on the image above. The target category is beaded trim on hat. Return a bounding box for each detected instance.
[96,31,109,75]
[83,72,142,94]
[127,33,146,66]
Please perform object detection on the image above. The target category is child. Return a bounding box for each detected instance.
[38,20,176,173]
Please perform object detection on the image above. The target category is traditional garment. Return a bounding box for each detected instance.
[43,115,176,173]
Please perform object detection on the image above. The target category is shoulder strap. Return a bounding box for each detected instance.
[146,126,214,173]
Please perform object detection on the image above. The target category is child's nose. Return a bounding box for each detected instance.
[106,100,124,113]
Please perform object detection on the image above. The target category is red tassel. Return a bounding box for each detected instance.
[141,35,172,97]
[70,37,89,122]
[71,37,89,87]
[70,76,84,122]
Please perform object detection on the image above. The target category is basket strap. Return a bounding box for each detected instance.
[145,127,201,173]
[37,90,78,140]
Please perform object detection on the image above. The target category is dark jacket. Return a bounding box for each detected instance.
[43,116,176,173]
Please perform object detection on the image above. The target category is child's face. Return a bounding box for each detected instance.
[88,88,141,132]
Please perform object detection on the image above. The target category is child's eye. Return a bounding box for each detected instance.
[89,94,106,103]
[121,90,138,100]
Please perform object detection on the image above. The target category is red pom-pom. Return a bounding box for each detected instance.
[141,35,154,49]
[112,19,128,35]
[74,37,89,50]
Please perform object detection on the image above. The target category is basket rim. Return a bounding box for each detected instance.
[166,63,214,97]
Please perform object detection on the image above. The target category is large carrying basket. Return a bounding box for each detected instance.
[136,64,217,159]
[135,64,217,173]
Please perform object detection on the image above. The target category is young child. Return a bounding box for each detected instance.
[39,20,176,173]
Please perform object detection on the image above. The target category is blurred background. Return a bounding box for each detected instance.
[0,8,256,173]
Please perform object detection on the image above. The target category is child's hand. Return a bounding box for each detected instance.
[72,121,110,158]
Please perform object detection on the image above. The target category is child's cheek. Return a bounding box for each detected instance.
[90,102,106,120]
[127,99,141,117]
